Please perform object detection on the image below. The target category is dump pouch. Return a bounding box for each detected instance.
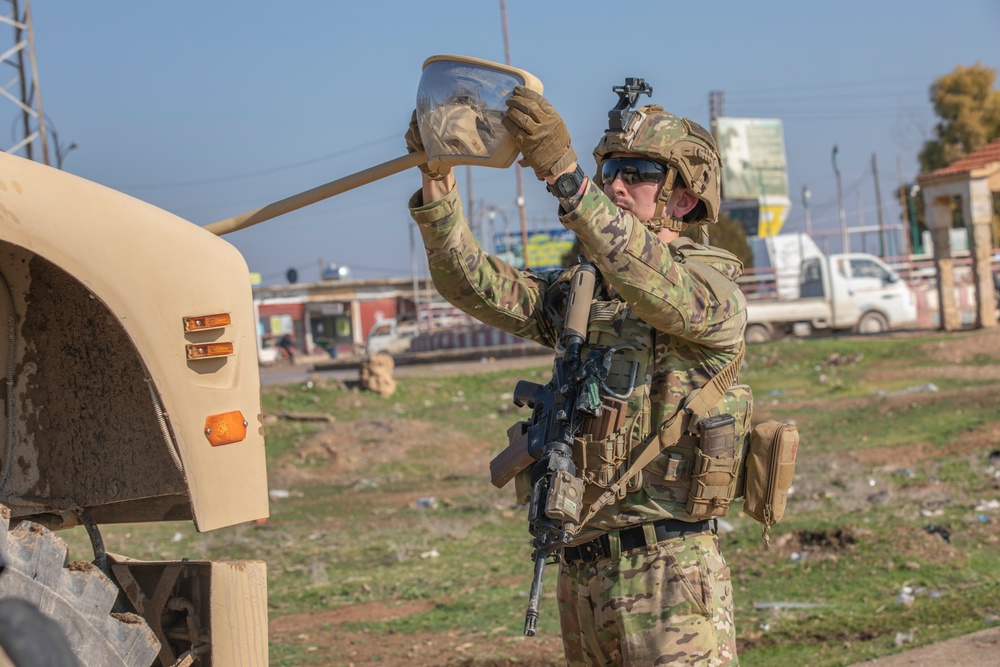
[743,421,799,545]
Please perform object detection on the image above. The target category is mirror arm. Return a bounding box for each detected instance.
[204,151,426,236]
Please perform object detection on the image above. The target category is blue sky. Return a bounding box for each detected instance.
[22,1,1000,284]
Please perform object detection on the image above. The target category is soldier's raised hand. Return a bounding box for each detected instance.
[502,87,577,180]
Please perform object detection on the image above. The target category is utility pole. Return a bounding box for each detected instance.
[872,153,886,257]
[897,156,912,257]
[1,0,49,163]
[709,91,724,123]
[499,0,531,268]
[832,145,848,253]
[801,185,812,236]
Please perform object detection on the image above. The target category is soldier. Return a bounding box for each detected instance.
[407,85,749,666]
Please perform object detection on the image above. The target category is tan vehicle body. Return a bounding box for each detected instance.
[0,153,268,665]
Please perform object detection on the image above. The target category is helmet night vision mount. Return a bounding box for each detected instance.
[607,77,653,133]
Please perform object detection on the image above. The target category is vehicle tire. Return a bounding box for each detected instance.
[0,509,160,667]
[744,323,772,345]
[0,598,78,667]
[856,311,888,335]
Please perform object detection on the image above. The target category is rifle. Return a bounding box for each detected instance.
[501,263,638,636]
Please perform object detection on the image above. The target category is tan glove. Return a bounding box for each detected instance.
[501,87,577,180]
[405,110,446,180]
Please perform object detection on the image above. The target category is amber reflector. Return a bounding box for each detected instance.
[186,342,234,360]
[204,411,247,446]
[184,313,232,332]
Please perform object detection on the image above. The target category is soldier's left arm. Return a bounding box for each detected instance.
[559,181,746,350]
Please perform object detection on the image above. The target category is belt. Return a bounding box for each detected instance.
[562,519,713,564]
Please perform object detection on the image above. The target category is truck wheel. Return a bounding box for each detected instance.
[856,311,888,335]
[0,598,78,667]
[745,323,771,345]
[0,511,160,667]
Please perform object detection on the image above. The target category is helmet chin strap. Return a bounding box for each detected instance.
[641,167,686,233]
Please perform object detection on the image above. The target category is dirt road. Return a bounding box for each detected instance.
[849,625,999,666]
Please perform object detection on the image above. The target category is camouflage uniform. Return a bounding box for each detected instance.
[409,170,747,664]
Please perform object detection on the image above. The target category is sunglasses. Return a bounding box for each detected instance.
[599,158,666,186]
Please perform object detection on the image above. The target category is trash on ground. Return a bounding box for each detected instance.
[876,383,939,398]
[753,601,829,610]
[894,631,914,647]
[417,496,439,509]
[269,489,291,499]
[420,549,440,559]
[923,524,951,543]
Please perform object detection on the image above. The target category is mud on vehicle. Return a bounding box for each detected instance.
[0,154,269,666]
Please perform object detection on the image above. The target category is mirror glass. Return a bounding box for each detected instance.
[416,57,541,171]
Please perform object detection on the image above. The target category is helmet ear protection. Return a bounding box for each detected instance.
[594,79,722,233]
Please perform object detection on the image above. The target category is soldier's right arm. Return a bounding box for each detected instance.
[408,181,556,346]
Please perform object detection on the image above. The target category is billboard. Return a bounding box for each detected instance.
[714,117,791,237]
[715,117,790,199]
[493,228,575,271]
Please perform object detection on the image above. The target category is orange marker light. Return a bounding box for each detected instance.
[184,313,232,332]
[186,342,234,360]
[204,411,248,446]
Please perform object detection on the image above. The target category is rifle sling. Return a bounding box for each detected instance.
[580,342,745,525]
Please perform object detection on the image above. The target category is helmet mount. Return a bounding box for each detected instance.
[608,78,653,133]
[595,78,722,233]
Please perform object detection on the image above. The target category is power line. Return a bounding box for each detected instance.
[116,132,399,189]
[725,74,930,95]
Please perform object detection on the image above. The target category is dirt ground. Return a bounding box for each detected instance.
[267,326,1000,666]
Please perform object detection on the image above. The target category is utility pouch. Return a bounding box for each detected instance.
[574,431,630,505]
[743,421,799,546]
[685,413,740,519]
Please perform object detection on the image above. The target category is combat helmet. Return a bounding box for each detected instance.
[594,84,722,233]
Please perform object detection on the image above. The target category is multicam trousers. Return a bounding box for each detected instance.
[557,531,737,666]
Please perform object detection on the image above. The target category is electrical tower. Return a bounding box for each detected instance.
[1,0,48,164]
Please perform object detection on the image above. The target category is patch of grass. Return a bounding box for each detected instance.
[57,331,1000,665]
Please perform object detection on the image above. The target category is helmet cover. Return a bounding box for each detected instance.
[594,105,722,232]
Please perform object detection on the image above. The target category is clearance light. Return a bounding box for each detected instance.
[186,342,234,360]
[184,313,232,332]
[204,411,248,446]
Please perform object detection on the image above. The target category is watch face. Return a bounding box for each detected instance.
[549,166,583,198]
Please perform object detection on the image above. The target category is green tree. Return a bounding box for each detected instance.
[919,62,1000,172]
[682,213,755,269]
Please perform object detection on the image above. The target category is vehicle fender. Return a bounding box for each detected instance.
[0,153,267,531]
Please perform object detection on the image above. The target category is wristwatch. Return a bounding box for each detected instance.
[546,165,586,199]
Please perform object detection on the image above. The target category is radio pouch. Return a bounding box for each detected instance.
[743,421,799,546]
[685,413,741,519]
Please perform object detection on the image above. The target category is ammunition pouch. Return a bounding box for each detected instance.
[646,382,753,520]
[686,449,742,518]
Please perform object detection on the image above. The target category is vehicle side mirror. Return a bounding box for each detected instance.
[416,55,543,172]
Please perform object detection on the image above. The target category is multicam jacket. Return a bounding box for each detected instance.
[409,180,750,543]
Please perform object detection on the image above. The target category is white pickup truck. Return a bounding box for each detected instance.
[744,253,918,344]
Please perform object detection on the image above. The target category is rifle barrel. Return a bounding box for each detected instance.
[523,550,548,636]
